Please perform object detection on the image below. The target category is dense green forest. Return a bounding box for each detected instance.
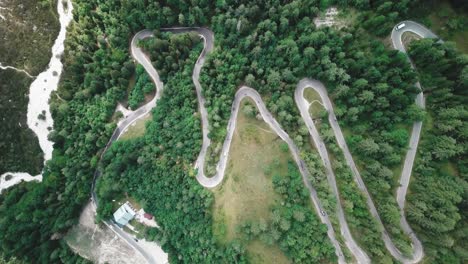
[127,64,155,109]
[96,34,248,262]
[406,39,467,263]
[0,0,59,175]
[0,0,466,263]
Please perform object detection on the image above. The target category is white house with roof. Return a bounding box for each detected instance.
[113,201,136,226]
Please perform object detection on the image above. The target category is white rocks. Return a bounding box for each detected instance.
[313,7,339,28]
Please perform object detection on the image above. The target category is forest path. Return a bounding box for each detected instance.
[0,63,34,78]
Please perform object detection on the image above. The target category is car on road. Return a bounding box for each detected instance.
[396,23,406,30]
[321,210,326,216]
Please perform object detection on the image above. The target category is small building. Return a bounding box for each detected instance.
[113,201,136,226]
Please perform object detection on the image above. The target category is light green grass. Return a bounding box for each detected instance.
[211,99,291,264]
[303,87,326,118]
[119,114,152,140]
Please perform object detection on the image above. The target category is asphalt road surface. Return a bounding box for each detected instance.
[232,86,346,264]
[91,27,346,263]
[295,80,370,264]
[292,21,439,264]
[90,21,438,264]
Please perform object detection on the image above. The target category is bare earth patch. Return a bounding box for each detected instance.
[65,202,147,264]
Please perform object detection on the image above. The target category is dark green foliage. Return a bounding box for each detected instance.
[0,183,91,264]
[0,0,60,175]
[271,162,337,263]
[0,70,43,175]
[406,39,468,263]
[319,122,395,262]
[238,162,337,263]
[356,1,417,37]
[127,65,154,109]
[0,0,59,74]
[139,31,201,83]
[96,39,246,263]
[1,0,466,263]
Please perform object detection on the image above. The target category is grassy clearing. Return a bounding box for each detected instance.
[303,87,326,117]
[211,98,291,264]
[119,114,152,140]
[247,240,290,264]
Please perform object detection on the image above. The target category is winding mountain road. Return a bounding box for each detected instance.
[391,20,439,216]
[294,21,439,263]
[91,27,346,263]
[295,80,370,264]
[91,21,439,263]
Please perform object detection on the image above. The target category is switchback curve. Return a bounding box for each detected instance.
[93,21,438,263]
[294,21,439,263]
[91,27,346,264]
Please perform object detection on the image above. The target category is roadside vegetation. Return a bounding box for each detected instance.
[415,0,468,53]
[212,99,334,263]
[127,65,155,110]
[0,0,466,263]
[406,38,467,263]
[118,114,152,140]
[303,88,327,118]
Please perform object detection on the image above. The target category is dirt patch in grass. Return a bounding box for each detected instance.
[211,98,291,263]
[119,114,152,140]
[314,7,357,30]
